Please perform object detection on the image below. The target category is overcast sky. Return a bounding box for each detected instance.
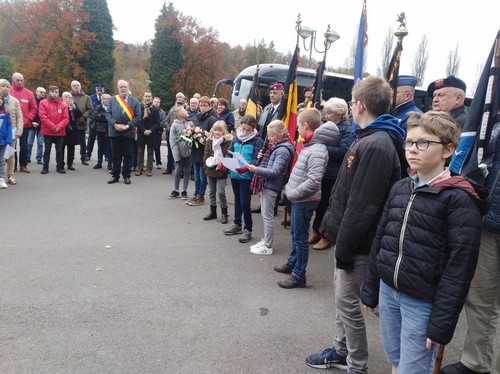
[107,0,499,96]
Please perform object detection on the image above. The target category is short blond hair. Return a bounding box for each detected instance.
[298,108,321,130]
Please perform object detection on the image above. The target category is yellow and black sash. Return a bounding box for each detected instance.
[115,95,134,121]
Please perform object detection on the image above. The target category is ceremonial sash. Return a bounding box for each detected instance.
[115,95,134,121]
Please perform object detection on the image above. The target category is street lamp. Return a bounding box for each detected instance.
[296,14,340,68]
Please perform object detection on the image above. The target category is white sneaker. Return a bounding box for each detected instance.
[250,243,273,255]
[250,239,265,250]
[0,178,7,189]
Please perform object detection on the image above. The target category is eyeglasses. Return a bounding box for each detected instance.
[403,139,446,151]
[348,100,358,108]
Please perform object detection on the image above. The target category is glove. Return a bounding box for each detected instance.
[217,162,224,170]
[236,166,249,174]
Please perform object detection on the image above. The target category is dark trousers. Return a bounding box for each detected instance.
[110,136,133,179]
[77,129,87,161]
[312,178,336,232]
[154,132,162,165]
[96,132,111,165]
[62,144,75,167]
[166,138,174,171]
[43,135,64,170]
[19,129,29,167]
[231,178,253,231]
[86,126,97,158]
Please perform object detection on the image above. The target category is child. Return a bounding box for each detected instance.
[203,120,233,223]
[360,111,487,373]
[0,96,13,189]
[223,115,263,243]
[246,120,294,255]
[306,76,405,373]
[274,108,339,288]
[168,107,193,200]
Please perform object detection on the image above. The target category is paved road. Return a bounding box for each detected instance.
[1,146,496,374]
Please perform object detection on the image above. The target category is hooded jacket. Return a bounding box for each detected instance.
[360,174,488,345]
[285,122,339,203]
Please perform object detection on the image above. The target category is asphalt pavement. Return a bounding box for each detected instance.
[1,145,497,374]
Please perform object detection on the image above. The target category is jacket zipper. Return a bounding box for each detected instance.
[393,193,416,289]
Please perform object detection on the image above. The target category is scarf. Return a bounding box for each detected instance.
[251,137,291,195]
[236,127,257,143]
[212,136,225,160]
[143,102,152,119]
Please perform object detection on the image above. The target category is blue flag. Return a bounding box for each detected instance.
[353,0,368,85]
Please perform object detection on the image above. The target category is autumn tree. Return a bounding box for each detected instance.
[80,0,115,90]
[446,43,461,77]
[4,0,95,89]
[113,41,150,96]
[149,2,183,109]
[411,34,429,86]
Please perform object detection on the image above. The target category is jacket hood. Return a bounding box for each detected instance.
[309,121,339,146]
[365,114,405,140]
[433,175,490,215]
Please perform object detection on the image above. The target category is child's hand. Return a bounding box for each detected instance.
[235,166,249,174]
[217,162,224,170]
[247,165,256,173]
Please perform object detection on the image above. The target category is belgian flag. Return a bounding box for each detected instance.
[245,65,259,119]
[278,44,300,141]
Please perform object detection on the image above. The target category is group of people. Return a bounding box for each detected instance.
[0,71,498,374]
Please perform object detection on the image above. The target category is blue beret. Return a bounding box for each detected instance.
[427,76,466,97]
[398,75,417,87]
[95,83,104,89]
[269,83,284,91]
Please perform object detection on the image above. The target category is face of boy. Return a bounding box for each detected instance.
[405,127,454,177]
[297,119,310,139]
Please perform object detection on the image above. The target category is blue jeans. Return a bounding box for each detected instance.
[379,280,438,373]
[27,128,44,161]
[286,201,319,278]
[230,178,252,231]
[192,162,207,196]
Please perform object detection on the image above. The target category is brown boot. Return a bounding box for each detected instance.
[135,168,142,176]
[313,237,331,250]
[188,195,205,206]
[146,168,153,177]
[308,230,321,244]
[186,194,198,205]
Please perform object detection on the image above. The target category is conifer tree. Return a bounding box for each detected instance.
[80,0,115,91]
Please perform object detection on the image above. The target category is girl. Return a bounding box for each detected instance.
[223,115,263,243]
[0,96,13,188]
[203,121,233,223]
[361,111,487,374]
[246,120,294,255]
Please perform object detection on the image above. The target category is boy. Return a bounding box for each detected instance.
[274,108,339,289]
[168,107,193,200]
[361,111,486,373]
[306,76,405,373]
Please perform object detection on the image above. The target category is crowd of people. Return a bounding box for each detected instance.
[0,71,498,374]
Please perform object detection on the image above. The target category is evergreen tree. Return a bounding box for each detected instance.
[0,56,14,80]
[149,2,182,109]
[80,0,115,92]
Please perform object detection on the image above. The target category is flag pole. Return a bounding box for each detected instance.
[387,13,408,114]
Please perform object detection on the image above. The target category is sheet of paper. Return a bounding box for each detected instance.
[227,150,249,166]
[1,145,16,160]
[220,157,242,172]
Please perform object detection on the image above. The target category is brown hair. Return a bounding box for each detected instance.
[239,115,257,129]
[351,76,392,117]
[218,98,229,107]
[199,96,211,105]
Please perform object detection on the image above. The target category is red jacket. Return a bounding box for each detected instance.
[39,97,69,137]
[10,85,37,128]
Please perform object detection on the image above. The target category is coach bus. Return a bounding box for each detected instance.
[213,63,471,111]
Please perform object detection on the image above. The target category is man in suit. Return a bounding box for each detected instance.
[104,79,141,185]
[257,83,283,140]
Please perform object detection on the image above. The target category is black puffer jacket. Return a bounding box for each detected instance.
[361,175,488,345]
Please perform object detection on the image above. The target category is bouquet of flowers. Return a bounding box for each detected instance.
[180,125,209,148]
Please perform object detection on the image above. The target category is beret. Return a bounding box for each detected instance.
[269,83,284,91]
[398,75,417,87]
[427,76,466,97]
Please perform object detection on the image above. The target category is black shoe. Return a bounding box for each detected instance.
[37,160,43,165]
[162,169,172,175]
[168,191,180,199]
[93,164,102,169]
[82,160,89,165]
[131,166,136,171]
[108,177,119,184]
[57,169,66,174]
[85,156,90,161]
[281,219,291,227]
[278,274,306,289]
[67,165,75,170]
[41,169,49,174]
[274,263,293,274]
[123,177,131,184]
[251,207,261,213]
[440,362,487,374]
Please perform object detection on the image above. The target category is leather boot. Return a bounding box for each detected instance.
[308,230,321,244]
[135,168,142,176]
[221,208,228,224]
[203,205,217,220]
[313,236,332,250]
[146,168,153,176]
